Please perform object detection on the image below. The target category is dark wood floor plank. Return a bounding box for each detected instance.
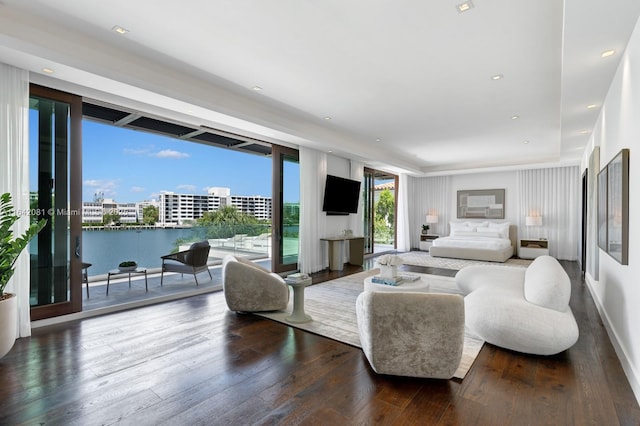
[0,259,638,425]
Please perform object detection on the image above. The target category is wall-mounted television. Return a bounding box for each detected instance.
[322,174,361,215]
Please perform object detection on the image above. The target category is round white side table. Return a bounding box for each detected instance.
[285,277,313,323]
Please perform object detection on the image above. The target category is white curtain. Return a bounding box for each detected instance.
[348,160,364,237]
[396,173,411,252]
[408,175,451,247]
[0,63,31,337]
[298,147,327,274]
[517,166,579,260]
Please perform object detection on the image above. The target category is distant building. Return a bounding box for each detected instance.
[82,197,158,224]
[83,202,103,224]
[137,199,160,223]
[158,187,272,226]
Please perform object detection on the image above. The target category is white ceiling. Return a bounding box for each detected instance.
[1,0,639,175]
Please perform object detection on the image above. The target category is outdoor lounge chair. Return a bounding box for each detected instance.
[160,241,212,285]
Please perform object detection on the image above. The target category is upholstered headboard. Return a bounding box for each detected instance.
[509,225,518,250]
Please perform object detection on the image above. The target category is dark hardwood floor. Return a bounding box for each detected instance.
[1,258,638,425]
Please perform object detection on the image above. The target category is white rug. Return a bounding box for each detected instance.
[255,270,484,380]
[399,251,532,270]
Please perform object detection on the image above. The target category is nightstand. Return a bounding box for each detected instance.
[419,234,439,251]
[519,239,549,259]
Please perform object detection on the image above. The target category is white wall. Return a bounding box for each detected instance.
[580,16,640,403]
[449,171,520,226]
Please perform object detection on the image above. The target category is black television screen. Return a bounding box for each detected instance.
[322,174,361,215]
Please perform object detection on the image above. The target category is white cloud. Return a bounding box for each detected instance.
[83,179,118,198]
[123,147,152,155]
[176,184,196,192]
[84,179,102,187]
[154,149,190,159]
[130,186,145,193]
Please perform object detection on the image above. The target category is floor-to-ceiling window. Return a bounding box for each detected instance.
[272,145,299,273]
[28,91,298,318]
[29,85,83,320]
[363,168,397,255]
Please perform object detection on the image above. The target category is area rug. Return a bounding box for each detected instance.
[255,270,484,380]
[399,251,532,270]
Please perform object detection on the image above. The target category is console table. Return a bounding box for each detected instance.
[320,236,365,271]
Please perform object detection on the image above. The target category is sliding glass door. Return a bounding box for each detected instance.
[29,85,82,320]
[272,145,299,273]
[363,168,397,254]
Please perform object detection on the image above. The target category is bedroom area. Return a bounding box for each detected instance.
[404,166,579,263]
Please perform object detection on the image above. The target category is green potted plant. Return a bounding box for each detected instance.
[118,260,137,272]
[421,224,430,235]
[0,193,47,359]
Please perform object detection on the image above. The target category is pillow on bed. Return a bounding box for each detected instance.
[488,222,510,239]
[451,230,479,237]
[474,230,502,238]
[449,221,477,236]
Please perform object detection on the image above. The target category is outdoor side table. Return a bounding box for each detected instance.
[106,267,148,295]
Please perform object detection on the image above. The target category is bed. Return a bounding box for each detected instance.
[429,221,516,263]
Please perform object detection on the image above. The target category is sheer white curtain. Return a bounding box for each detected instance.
[396,173,411,252]
[298,147,327,274]
[408,175,451,246]
[0,63,31,337]
[517,166,579,260]
[348,160,364,237]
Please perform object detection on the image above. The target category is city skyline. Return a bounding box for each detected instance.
[29,114,300,204]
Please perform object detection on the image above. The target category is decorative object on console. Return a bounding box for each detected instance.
[376,254,403,278]
[598,148,629,265]
[422,213,438,234]
[457,189,505,219]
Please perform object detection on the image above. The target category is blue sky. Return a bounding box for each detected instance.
[30,115,300,204]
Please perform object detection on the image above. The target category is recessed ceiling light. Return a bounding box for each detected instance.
[580,130,591,135]
[587,104,598,109]
[252,86,263,91]
[42,68,54,74]
[523,140,530,144]
[323,116,332,120]
[601,49,616,58]
[511,114,520,120]
[456,1,474,13]
[375,138,381,142]
[112,25,129,35]
[491,74,504,80]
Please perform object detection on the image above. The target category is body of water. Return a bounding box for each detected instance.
[82,228,200,276]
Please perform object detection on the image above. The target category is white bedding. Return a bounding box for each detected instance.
[432,234,512,250]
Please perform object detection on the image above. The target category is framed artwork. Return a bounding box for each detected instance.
[457,189,505,219]
[598,148,629,265]
[597,166,607,251]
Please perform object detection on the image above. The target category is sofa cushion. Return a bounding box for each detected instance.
[524,255,570,312]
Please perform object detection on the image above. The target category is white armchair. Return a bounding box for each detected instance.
[356,291,465,379]
[222,255,289,312]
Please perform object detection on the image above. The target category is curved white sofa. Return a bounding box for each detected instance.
[455,256,579,356]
